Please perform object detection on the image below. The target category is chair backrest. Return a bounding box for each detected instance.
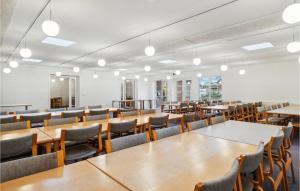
[183,113,196,124]
[0,115,16,124]
[140,109,156,115]
[152,125,181,140]
[15,109,39,114]
[84,114,107,122]
[68,107,85,111]
[106,132,150,153]
[149,115,169,130]
[0,121,29,132]
[271,132,284,151]
[46,108,65,112]
[211,115,226,125]
[0,111,7,115]
[0,150,64,183]
[107,119,137,139]
[89,109,108,116]
[0,134,37,161]
[187,120,208,131]
[277,103,282,108]
[240,142,264,174]
[271,104,278,110]
[120,111,139,117]
[20,113,51,124]
[282,122,293,148]
[194,157,244,191]
[61,110,84,119]
[88,105,102,109]
[44,117,78,127]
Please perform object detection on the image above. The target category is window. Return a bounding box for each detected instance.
[156,81,168,107]
[185,80,192,101]
[176,80,183,102]
[199,76,222,101]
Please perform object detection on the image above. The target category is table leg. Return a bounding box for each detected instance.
[54,141,60,151]
[44,143,51,153]
[265,112,269,124]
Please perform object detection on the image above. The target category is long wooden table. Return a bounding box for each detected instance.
[88,132,257,191]
[266,105,300,120]
[0,104,32,111]
[194,120,282,145]
[0,161,128,191]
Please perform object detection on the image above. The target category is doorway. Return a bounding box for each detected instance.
[121,79,136,108]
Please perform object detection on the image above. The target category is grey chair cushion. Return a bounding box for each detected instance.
[68,107,85,111]
[188,120,207,131]
[46,108,65,112]
[140,109,156,114]
[0,121,28,132]
[1,134,33,161]
[89,109,108,116]
[47,117,77,126]
[85,114,107,122]
[0,115,16,124]
[64,125,100,142]
[241,143,264,174]
[211,116,225,124]
[121,111,139,117]
[200,159,240,191]
[88,105,102,109]
[271,133,284,150]
[0,152,58,183]
[62,110,84,118]
[282,123,293,139]
[21,113,51,124]
[65,144,97,162]
[15,109,38,114]
[154,125,181,140]
[183,113,195,123]
[241,177,254,191]
[110,120,136,134]
[110,133,148,152]
[150,115,169,129]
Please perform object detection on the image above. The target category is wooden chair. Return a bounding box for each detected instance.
[0,150,64,183]
[148,115,169,133]
[210,115,226,125]
[242,104,251,121]
[178,102,188,114]
[88,105,102,109]
[61,110,85,122]
[106,119,137,140]
[0,115,17,124]
[187,119,208,131]
[46,108,65,112]
[105,132,150,153]
[20,113,51,128]
[140,109,156,115]
[183,113,196,130]
[68,106,85,111]
[194,156,245,191]
[84,114,108,122]
[0,121,30,131]
[0,134,37,162]
[225,106,236,120]
[89,109,109,118]
[235,105,244,121]
[44,117,78,127]
[152,125,182,141]
[15,109,38,114]
[120,111,139,117]
[247,103,255,122]
[60,124,102,163]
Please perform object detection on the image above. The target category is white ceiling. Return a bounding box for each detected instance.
[1,0,299,77]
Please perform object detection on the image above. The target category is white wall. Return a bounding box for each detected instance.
[0,65,121,110]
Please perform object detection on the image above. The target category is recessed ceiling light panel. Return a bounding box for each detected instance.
[159,60,176,64]
[22,58,42,63]
[242,42,274,51]
[42,37,75,47]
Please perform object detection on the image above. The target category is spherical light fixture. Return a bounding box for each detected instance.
[9,61,19,68]
[114,71,120,76]
[97,59,106,67]
[121,76,126,80]
[220,65,228,71]
[55,71,61,77]
[73,66,80,73]
[282,3,300,24]
[166,75,171,80]
[144,65,151,72]
[144,46,155,56]
[135,75,140,79]
[239,69,246,75]
[51,79,55,83]
[93,74,99,79]
[59,77,64,81]
[19,48,32,58]
[175,70,181,75]
[193,58,202,66]
[287,41,300,53]
[3,67,11,74]
[144,78,148,82]
[42,20,60,36]
[197,73,202,78]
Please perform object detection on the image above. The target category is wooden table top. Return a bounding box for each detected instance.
[88,132,257,191]
[0,128,52,144]
[0,161,128,191]
[194,120,282,145]
[200,104,240,111]
[267,105,300,116]
[39,113,182,140]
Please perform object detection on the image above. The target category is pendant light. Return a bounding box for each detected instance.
[42,7,60,36]
[192,47,202,65]
[3,67,11,74]
[135,75,140,79]
[287,28,300,53]
[73,66,80,73]
[197,73,202,78]
[239,69,246,75]
[144,65,151,72]
[144,78,148,82]
[98,58,106,67]
[93,73,99,79]
[144,37,155,56]
[114,71,120,76]
[19,41,32,58]
[55,71,61,76]
[166,75,171,80]
[220,65,228,71]
[9,60,19,68]
[282,1,300,24]
[175,70,181,75]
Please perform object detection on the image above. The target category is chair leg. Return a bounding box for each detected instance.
[290,161,296,183]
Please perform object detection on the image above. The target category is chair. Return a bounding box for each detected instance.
[20,113,51,128]
[210,115,226,125]
[15,109,39,114]
[120,111,139,117]
[0,121,30,132]
[0,134,37,162]
[89,109,109,117]
[152,125,182,141]
[44,117,78,127]
[183,113,196,130]
[148,115,169,132]
[226,106,236,120]
[60,124,102,163]
[61,110,85,122]
[235,105,244,121]
[240,142,265,191]
[0,150,64,183]
[194,156,244,191]
[88,105,102,109]
[263,133,287,191]
[105,132,150,153]
[106,119,137,140]
[84,114,107,122]
[178,102,188,113]
[140,109,156,115]
[242,104,251,121]
[247,103,255,122]
[68,106,85,111]
[0,111,7,115]
[187,119,208,131]
[0,115,16,124]
[46,108,65,112]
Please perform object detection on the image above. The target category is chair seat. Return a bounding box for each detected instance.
[31,122,44,128]
[241,177,254,191]
[65,144,97,162]
[151,124,167,129]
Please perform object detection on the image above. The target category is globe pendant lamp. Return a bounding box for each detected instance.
[282,3,300,24]
[42,8,60,36]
